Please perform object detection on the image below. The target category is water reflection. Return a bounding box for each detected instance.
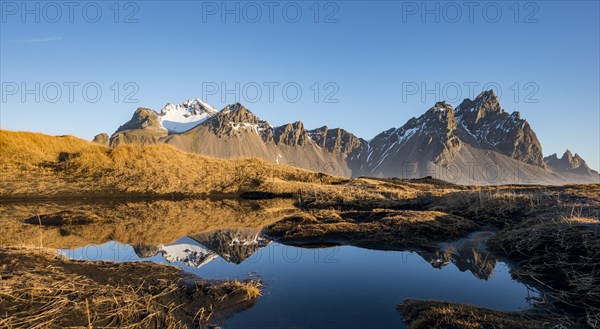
[419,231,498,280]
[131,228,269,268]
[60,227,537,329]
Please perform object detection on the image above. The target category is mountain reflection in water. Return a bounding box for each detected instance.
[131,228,269,268]
[73,227,504,282]
[61,227,536,329]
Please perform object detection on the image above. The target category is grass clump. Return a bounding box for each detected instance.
[397,300,573,329]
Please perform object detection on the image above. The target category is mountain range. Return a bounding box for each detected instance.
[133,228,269,268]
[101,90,599,185]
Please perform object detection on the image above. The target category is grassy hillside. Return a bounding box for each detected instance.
[0,130,346,198]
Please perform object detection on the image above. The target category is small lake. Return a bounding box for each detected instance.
[60,229,538,329]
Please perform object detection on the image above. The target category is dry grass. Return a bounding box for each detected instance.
[0,130,345,198]
[489,217,600,325]
[3,130,600,328]
[263,209,480,251]
[397,300,573,329]
[0,247,261,328]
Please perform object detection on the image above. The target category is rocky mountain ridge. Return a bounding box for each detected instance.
[106,92,598,185]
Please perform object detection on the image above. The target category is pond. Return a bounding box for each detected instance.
[60,228,538,329]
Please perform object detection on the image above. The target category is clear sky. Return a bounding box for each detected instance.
[1,1,599,170]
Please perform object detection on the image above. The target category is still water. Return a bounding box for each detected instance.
[61,229,537,329]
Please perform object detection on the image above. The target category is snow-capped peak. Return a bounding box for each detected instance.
[159,98,217,133]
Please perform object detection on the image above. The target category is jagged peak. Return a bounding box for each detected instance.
[432,101,454,111]
[424,102,456,122]
[477,89,498,100]
[456,89,502,115]
[222,102,246,113]
[563,149,573,160]
[134,107,158,115]
[273,121,305,132]
[273,121,306,146]
[545,149,593,173]
[215,103,264,122]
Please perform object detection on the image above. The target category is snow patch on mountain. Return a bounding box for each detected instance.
[158,237,217,268]
[159,99,217,133]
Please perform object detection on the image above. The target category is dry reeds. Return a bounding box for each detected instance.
[489,218,600,326]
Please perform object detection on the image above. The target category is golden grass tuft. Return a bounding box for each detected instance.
[564,217,599,224]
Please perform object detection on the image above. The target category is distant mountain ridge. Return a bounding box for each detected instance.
[107,92,599,185]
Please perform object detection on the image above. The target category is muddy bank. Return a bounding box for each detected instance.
[0,247,261,328]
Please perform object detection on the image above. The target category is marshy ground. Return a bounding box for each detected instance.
[1,130,599,328]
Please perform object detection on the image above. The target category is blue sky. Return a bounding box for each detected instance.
[1,1,599,170]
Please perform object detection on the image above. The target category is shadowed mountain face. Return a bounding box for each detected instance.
[108,92,598,184]
[455,91,545,167]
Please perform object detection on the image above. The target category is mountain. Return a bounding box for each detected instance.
[545,150,599,176]
[307,126,367,156]
[135,236,218,269]
[455,90,544,167]
[351,101,464,178]
[110,99,217,147]
[133,229,271,267]
[92,133,109,147]
[164,103,355,176]
[110,108,168,147]
[108,92,598,185]
[350,91,597,184]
